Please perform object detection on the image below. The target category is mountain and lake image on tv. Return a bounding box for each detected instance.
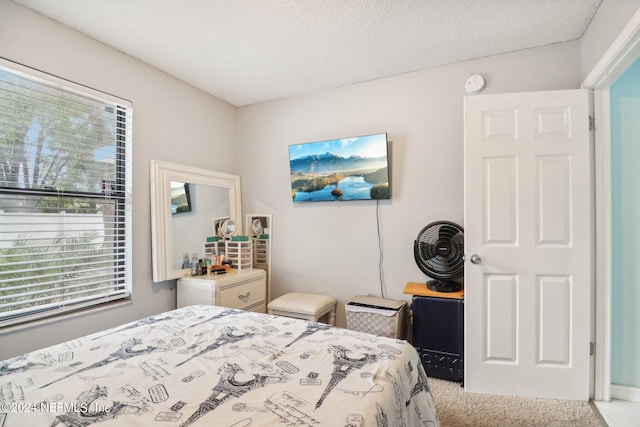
[289,133,390,202]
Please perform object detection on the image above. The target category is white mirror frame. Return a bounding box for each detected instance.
[150,160,242,282]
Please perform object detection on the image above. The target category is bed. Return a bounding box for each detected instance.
[0,305,440,426]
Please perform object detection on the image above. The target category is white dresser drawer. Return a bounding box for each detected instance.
[246,302,267,313]
[177,268,267,312]
[218,278,266,310]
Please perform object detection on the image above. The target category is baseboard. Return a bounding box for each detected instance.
[611,384,640,402]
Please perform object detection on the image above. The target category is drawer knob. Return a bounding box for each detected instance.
[238,292,250,303]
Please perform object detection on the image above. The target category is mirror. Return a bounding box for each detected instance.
[150,160,242,282]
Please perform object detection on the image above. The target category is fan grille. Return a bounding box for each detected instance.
[414,221,464,280]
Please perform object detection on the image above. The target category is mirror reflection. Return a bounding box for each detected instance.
[171,183,230,271]
[170,181,192,214]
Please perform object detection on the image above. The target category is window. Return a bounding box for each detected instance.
[0,59,132,327]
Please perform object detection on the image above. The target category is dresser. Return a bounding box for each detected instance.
[177,268,267,312]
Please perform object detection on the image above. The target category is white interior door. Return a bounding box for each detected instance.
[464,89,592,400]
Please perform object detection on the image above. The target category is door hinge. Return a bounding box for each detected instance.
[589,116,595,131]
[590,342,595,356]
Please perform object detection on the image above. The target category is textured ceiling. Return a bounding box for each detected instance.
[12,0,601,106]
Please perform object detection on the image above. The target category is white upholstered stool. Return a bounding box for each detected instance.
[267,292,337,325]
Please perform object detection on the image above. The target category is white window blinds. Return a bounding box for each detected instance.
[0,59,132,327]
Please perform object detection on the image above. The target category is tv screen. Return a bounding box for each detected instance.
[289,133,390,202]
[171,181,192,214]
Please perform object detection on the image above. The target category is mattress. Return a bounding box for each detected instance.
[0,305,440,426]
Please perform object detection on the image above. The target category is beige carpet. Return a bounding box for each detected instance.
[429,378,605,427]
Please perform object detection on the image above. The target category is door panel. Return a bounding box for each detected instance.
[484,157,517,244]
[464,89,591,400]
[537,275,571,365]
[485,274,518,362]
[537,156,571,244]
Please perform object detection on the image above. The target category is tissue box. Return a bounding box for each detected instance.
[345,295,407,339]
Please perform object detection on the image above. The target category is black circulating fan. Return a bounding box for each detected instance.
[413,221,464,292]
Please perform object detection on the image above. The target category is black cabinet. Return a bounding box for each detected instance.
[412,295,464,382]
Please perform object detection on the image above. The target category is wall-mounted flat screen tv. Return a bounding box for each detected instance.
[289,133,390,202]
[171,181,192,214]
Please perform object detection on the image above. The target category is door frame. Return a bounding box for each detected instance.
[582,7,640,402]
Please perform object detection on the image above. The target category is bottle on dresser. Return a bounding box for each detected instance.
[190,253,199,276]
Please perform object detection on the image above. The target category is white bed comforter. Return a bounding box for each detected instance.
[0,305,440,426]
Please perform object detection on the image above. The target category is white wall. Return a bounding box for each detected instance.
[580,0,640,79]
[1,0,629,358]
[0,0,236,359]
[237,41,582,326]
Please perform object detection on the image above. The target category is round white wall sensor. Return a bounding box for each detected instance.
[465,74,486,94]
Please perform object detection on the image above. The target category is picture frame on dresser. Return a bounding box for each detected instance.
[245,213,272,303]
[245,214,271,238]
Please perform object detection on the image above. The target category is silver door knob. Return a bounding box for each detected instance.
[470,254,482,264]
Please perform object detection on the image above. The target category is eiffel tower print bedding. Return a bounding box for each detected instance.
[0,305,440,426]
